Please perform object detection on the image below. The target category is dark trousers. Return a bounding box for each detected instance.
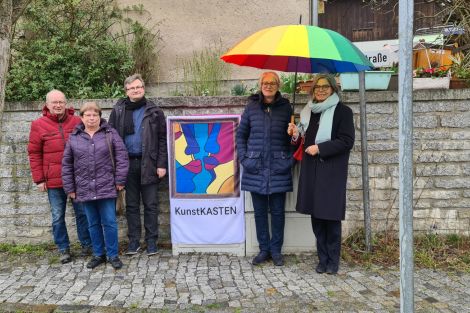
[311,217,342,271]
[126,158,159,244]
[251,192,286,255]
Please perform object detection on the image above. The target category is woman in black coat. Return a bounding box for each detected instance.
[288,74,354,274]
[237,71,294,266]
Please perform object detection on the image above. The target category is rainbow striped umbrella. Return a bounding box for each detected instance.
[221,25,373,73]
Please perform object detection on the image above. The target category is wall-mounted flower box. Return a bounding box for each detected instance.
[413,77,450,90]
[449,78,470,89]
[339,71,394,91]
[296,80,314,93]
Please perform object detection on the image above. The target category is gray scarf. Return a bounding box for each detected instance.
[298,93,339,144]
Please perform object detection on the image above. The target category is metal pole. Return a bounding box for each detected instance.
[358,71,371,253]
[398,0,414,312]
[309,0,312,25]
[312,0,318,26]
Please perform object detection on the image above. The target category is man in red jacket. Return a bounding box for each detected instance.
[27,89,92,264]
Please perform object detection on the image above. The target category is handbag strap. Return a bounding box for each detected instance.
[105,131,116,173]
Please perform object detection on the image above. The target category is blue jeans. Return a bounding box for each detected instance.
[83,198,119,258]
[47,188,91,252]
[251,192,286,255]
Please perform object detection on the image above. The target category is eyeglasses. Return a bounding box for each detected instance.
[313,85,331,91]
[262,82,278,87]
[126,85,144,91]
[83,113,99,118]
[49,101,66,105]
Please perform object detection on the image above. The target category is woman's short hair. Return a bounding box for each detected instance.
[79,102,102,117]
[308,74,339,97]
[258,71,281,89]
[124,73,145,89]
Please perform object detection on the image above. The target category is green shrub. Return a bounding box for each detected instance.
[280,73,312,94]
[231,83,248,96]
[180,41,231,96]
[6,0,160,101]
[280,73,296,94]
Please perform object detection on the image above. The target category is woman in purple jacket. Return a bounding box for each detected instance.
[62,102,129,269]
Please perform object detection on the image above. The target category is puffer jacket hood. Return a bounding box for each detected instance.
[41,105,76,122]
[248,91,286,105]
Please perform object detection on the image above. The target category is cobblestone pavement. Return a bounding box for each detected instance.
[0,250,469,313]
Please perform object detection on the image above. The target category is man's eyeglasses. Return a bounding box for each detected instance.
[313,85,331,91]
[49,101,66,105]
[262,82,278,87]
[126,85,144,91]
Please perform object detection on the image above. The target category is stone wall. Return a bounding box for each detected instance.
[0,90,469,245]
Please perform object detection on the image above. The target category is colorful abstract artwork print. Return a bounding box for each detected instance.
[169,116,240,198]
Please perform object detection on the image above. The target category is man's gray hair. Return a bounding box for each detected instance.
[124,74,145,89]
[45,89,66,103]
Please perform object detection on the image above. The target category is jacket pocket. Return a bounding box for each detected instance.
[271,151,292,174]
[242,151,261,173]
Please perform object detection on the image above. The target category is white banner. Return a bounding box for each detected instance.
[167,115,244,244]
[170,197,244,244]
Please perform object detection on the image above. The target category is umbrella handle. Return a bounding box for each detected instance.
[288,115,295,136]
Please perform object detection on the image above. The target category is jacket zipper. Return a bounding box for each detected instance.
[266,106,271,193]
[58,123,66,148]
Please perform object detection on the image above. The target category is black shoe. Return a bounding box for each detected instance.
[272,254,284,266]
[252,251,270,265]
[60,249,72,264]
[326,265,338,275]
[126,241,141,255]
[80,246,92,257]
[315,263,327,274]
[86,255,106,269]
[146,241,158,256]
[109,256,123,269]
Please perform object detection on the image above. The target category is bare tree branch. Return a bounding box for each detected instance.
[12,0,32,24]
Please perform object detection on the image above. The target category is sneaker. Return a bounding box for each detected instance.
[315,263,327,274]
[272,254,284,266]
[79,246,93,257]
[86,255,106,269]
[109,256,123,269]
[60,249,72,264]
[126,242,141,255]
[252,251,270,265]
[146,241,158,256]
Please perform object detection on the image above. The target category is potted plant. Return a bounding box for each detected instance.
[413,63,451,90]
[449,55,470,89]
[295,74,314,93]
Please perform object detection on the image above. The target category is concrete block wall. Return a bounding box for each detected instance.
[0,90,469,246]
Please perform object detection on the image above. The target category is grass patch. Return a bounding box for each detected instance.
[47,255,60,265]
[0,243,53,256]
[342,229,470,272]
[205,303,223,309]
